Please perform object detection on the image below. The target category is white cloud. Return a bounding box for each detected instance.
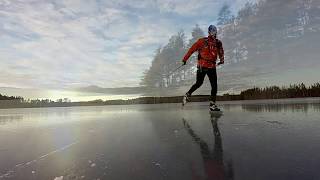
[0,0,257,90]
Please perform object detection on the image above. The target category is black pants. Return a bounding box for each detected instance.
[187,68,217,102]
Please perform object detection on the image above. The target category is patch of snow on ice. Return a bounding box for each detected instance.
[53,176,63,180]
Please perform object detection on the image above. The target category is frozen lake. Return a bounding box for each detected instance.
[0,98,320,180]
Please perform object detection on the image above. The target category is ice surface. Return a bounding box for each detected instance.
[53,176,63,180]
[0,98,319,180]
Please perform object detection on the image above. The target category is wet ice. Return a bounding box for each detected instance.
[0,98,319,180]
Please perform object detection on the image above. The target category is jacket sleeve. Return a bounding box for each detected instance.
[182,39,202,62]
[217,40,224,62]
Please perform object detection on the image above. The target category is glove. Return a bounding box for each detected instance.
[182,61,186,65]
[217,61,224,65]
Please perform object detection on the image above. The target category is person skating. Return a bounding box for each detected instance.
[181,25,224,111]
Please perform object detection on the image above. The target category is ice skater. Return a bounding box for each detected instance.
[182,25,224,111]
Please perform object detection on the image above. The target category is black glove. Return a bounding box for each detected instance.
[182,61,186,65]
[217,61,224,65]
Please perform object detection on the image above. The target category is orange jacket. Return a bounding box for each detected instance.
[183,36,224,68]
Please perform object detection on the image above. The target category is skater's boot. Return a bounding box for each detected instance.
[209,101,220,111]
[182,93,190,106]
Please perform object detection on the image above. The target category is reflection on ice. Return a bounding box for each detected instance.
[241,103,320,112]
[219,98,320,112]
[183,113,234,180]
[0,115,23,125]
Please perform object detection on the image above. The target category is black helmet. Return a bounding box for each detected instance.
[208,25,217,37]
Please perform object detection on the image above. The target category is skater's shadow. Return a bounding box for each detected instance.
[182,113,234,180]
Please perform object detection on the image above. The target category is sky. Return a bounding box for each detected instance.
[0,0,255,91]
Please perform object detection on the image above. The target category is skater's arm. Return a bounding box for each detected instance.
[217,40,224,64]
[182,39,202,63]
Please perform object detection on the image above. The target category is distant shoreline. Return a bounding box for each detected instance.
[1,83,319,109]
[1,96,320,110]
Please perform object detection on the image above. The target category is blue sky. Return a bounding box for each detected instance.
[0,0,255,90]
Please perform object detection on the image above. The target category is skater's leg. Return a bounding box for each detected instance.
[207,68,220,111]
[207,68,217,102]
[187,69,206,96]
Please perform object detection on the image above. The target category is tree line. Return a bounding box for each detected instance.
[140,0,320,93]
[219,83,320,101]
[140,27,204,88]
[0,82,319,109]
[0,94,23,100]
[139,2,258,89]
[238,83,320,100]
